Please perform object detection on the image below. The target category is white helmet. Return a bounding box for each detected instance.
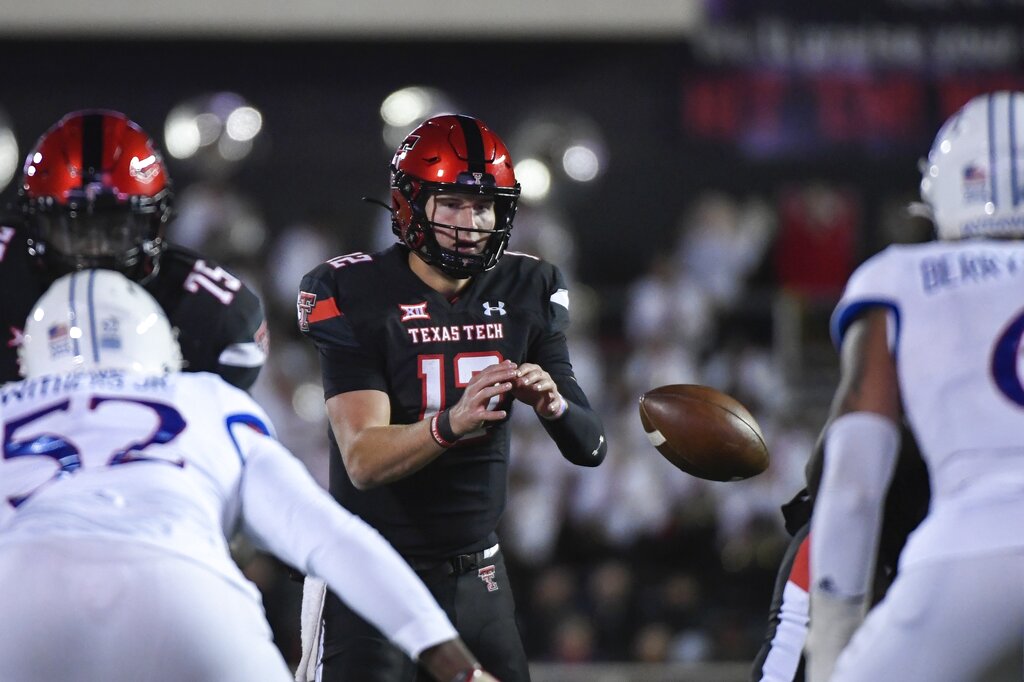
[920,90,1024,240]
[20,269,183,378]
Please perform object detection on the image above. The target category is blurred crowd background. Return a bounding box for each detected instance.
[1,0,1022,675]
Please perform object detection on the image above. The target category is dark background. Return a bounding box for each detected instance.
[5,29,1020,304]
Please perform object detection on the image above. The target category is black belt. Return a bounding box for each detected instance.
[409,543,500,575]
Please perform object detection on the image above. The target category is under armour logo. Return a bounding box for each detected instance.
[482,301,506,317]
[478,565,499,592]
[472,172,483,183]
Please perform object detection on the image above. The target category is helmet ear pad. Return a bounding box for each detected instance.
[391,176,430,251]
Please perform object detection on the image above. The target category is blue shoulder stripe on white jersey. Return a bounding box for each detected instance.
[830,298,900,358]
[225,413,272,464]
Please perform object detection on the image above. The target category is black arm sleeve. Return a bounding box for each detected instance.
[539,384,607,467]
[527,263,607,467]
[530,329,607,467]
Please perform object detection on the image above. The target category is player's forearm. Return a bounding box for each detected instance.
[811,413,899,599]
[341,419,448,490]
[806,412,899,680]
[418,639,484,682]
[539,398,607,466]
[240,438,458,656]
[805,591,864,682]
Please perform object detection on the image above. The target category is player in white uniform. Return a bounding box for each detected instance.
[806,91,1024,681]
[0,269,498,682]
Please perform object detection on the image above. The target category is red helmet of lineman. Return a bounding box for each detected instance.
[19,110,173,281]
[389,114,521,279]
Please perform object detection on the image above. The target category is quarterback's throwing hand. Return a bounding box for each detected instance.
[511,362,565,417]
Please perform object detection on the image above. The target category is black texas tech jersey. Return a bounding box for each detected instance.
[0,221,267,389]
[299,244,582,560]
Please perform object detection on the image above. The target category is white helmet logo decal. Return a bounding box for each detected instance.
[129,155,160,183]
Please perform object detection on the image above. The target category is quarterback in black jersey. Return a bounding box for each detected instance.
[298,115,607,682]
[0,110,266,389]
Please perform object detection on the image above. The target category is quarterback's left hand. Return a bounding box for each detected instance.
[511,363,565,418]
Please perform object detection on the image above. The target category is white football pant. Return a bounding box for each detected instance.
[0,538,294,682]
[833,550,1024,682]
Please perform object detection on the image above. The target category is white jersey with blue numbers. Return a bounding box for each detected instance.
[0,370,457,658]
[0,370,264,593]
[832,240,1024,566]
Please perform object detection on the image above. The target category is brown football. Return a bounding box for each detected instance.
[638,384,769,482]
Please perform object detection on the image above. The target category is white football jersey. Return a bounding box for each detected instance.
[0,370,262,593]
[0,366,260,577]
[833,240,1024,565]
[0,370,456,658]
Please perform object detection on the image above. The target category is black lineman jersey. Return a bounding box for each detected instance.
[299,244,583,560]
[0,221,267,389]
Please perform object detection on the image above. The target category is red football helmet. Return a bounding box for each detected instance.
[390,114,520,278]
[19,110,173,280]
